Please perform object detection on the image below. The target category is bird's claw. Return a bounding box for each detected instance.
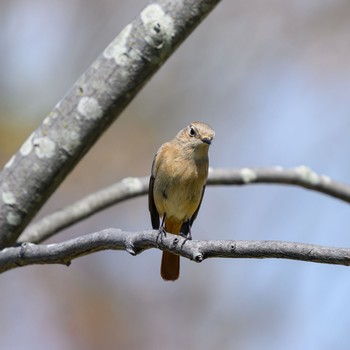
[156,226,167,243]
[179,231,192,240]
[179,230,192,248]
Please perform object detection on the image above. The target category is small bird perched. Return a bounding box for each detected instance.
[148,121,215,281]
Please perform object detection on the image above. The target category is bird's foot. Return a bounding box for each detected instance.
[179,231,192,240]
[156,226,167,243]
[179,229,192,248]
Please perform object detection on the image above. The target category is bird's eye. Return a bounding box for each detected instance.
[189,126,197,137]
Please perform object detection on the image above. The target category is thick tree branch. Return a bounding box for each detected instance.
[18,166,350,244]
[2,229,350,274]
[0,0,221,248]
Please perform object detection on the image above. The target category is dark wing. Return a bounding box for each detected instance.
[148,157,160,229]
[190,185,206,226]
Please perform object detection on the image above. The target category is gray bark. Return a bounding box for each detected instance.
[0,0,221,248]
[18,166,350,244]
[1,229,350,274]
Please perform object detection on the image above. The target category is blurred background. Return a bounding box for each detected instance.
[1,0,350,349]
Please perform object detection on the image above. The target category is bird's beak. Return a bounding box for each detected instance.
[201,137,212,145]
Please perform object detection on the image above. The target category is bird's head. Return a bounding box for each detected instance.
[175,121,215,162]
[177,121,215,148]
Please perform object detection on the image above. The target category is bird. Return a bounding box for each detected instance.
[148,121,215,281]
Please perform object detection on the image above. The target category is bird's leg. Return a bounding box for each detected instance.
[157,214,167,243]
[180,219,192,244]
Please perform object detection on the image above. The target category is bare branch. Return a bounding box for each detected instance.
[0,0,221,248]
[2,229,350,274]
[208,167,350,202]
[19,166,350,244]
[19,177,149,244]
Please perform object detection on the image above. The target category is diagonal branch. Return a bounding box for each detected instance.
[0,0,221,248]
[2,229,350,274]
[18,166,350,244]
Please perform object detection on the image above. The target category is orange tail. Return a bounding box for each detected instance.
[161,219,182,281]
[161,251,180,281]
